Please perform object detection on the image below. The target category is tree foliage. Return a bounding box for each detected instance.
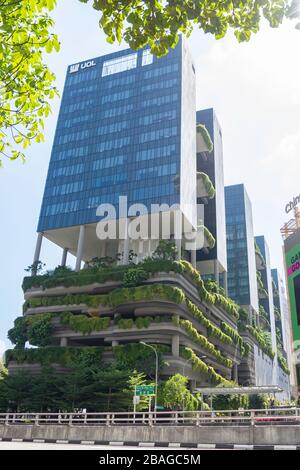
[79,0,299,56]
[160,373,198,411]
[0,0,60,165]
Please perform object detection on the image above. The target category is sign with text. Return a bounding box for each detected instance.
[135,385,155,396]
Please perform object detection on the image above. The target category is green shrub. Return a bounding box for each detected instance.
[212,394,249,410]
[277,352,290,375]
[197,172,215,199]
[8,314,53,348]
[123,268,148,287]
[5,346,104,367]
[61,313,111,334]
[196,124,213,152]
[117,318,134,329]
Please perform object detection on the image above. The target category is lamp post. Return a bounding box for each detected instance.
[140,341,158,412]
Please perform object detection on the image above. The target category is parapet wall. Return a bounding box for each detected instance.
[1,424,299,446]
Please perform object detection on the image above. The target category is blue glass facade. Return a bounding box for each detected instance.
[37,42,190,232]
[196,108,227,273]
[225,184,258,311]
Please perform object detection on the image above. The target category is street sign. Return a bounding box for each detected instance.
[133,396,140,405]
[135,385,155,396]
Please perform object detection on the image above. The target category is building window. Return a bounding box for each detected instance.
[142,49,153,66]
[102,53,138,77]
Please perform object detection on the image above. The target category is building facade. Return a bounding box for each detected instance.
[36,38,197,270]
[225,184,258,317]
[6,41,246,391]
[196,109,227,289]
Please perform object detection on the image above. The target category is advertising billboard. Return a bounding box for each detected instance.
[285,242,300,345]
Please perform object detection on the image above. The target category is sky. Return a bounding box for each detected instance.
[0,1,299,357]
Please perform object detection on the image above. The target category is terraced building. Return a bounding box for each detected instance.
[7,257,247,387]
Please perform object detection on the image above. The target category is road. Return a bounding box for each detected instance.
[0,441,194,450]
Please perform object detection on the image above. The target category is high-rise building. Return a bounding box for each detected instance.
[225,184,258,317]
[196,109,227,289]
[225,187,290,396]
[6,41,245,390]
[35,37,197,269]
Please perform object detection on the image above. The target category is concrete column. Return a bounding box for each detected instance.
[32,232,43,275]
[233,364,238,382]
[191,249,197,268]
[190,380,197,392]
[61,248,68,267]
[175,238,182,260]
[172,334,180,357]
[100,241,106,258]
[214,259,219,286]
[112,340,119,347]
[123,218,129,265]
[60,337,68,347]
[75,225,85,272]
[223,271,228,295]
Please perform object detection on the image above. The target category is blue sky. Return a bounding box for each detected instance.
[0,1,299,356]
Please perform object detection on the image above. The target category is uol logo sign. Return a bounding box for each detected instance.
[69,60,96,74]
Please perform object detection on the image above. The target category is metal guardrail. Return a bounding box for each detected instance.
[0,408,299,427]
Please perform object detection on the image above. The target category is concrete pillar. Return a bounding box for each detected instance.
[223,271,228,295]
[60,337,68,347]
[190,380,197,392]
[75,225,85,272]
[175,238,182,260]
[100,241,106,257]
[214,259,219,286]
[123,218,129,265]
[61,248,68,267]
[112,340,119,347]
[191,249,196,268]
[233,364,238,382]
[32,232,43,275]
[172,334,180,357]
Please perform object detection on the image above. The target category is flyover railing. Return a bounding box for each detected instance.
[0,408,299,427]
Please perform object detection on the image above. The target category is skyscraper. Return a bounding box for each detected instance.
[35,37,197,270]
[225,184,258,317]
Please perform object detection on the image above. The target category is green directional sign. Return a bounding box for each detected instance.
[135,385,155,396]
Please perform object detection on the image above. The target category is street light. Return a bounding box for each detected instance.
[140,341,158,412]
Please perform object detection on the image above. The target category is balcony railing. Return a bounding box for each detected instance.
[0,408,299,427]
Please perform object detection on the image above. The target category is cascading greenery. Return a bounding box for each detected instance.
[196,124,213,152]
[23,256,240,321]
[220,321,246,355]
[179,319,233,368]
[177,260,240,320]
[246,325,275,359]
[186,300,233,346]
[197,171,215,199]
[24,283,185,312]
[181,347,235,387]
[277,352,290,375]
